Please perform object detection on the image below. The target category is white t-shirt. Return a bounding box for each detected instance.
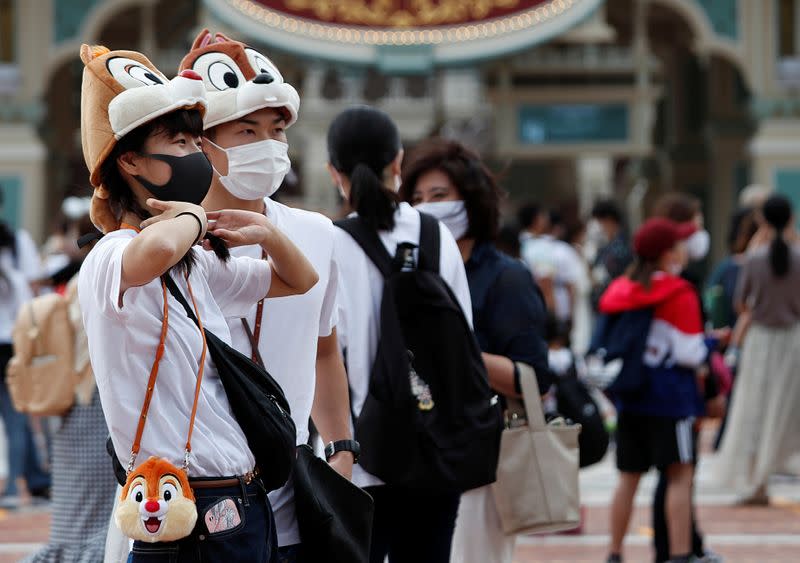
[78,229,271,477]
[333,202,473,489]
[0,229,42,282]
[227,198,338,547]
[0,229,39,342]
[520,235,581,322]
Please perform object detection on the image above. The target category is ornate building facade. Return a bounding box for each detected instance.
[1,0,798,263]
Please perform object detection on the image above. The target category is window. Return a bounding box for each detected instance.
[0,0,13,63]
[778,0,797,59]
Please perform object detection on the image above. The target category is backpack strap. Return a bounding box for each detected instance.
[417,212,440,274]
[334,217,393,278]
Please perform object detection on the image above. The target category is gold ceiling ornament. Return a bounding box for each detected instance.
[282,0,524,27]
[227,0,578,45]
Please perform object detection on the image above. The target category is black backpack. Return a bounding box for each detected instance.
[336,213,503,493]
[554,362,609,468]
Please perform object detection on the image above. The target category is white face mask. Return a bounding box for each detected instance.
[216,139,291,200]
[414,200,469,240]
[686,229,710,261]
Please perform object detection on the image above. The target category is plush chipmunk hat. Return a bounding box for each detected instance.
[79,45,207,233]
[178,30,299,130]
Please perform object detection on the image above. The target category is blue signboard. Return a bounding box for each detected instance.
[775,169,800,229]
[0,175,22,230]
[519,103,629,145]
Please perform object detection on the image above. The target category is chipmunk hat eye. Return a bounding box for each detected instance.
[106,57,166,89]
[192,52,245,91]
[244,48,283,84]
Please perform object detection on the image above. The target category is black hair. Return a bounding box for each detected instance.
[97,109,228,274]
[591,199,624,225]
[517,203,542,231]
[762,195,793,278]
[328,106,401,231]
[496,223,521,259]
[727,207,758,254]
[652,192,701,223]
[399,138,504,242]
[0,188,14,292]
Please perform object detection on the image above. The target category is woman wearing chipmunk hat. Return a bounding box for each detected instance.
[76,44,317,562]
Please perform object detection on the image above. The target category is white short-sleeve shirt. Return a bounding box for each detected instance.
[226,198,338,547]
[78,229,271,477]
[333,202,473,488]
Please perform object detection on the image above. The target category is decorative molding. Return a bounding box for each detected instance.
[204,0,605,69]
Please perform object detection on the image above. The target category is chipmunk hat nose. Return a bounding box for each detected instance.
[144,500,160,513]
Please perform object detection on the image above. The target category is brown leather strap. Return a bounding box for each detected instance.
[183,277,208,458]
[123,221,207,473]
[241,249,267,367]
[129,280,169,469]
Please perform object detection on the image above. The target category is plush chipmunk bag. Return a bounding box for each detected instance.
[80,44,209,543]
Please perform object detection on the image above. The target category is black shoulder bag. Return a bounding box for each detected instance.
[163,275,296,492]
[239,298,374,563]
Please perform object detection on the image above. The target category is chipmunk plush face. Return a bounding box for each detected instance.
[115,457,197,543]
[79,44,207,233]
[179,29,299,129]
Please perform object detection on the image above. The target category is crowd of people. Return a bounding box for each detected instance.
[0,30,797,563]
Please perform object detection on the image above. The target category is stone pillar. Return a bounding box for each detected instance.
[575,156,613,217]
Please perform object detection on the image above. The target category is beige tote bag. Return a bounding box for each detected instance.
[491,363,581,535]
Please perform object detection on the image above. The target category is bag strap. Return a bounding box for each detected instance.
[417,212,440,274]
[241,315,265,369]
[334,217,393,278]
[518,363,547,431]
[240,248,267,368]
[128,272,207,474]
[128,280,170,472]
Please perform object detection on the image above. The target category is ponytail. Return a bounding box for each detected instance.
[328,106,402,233]
[349,162,397,231]
[762,194,793,278]
[769,235,790,278]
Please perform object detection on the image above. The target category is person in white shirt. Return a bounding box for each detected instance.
[178,30,354,560]
[326,106,473,563]
[78,45,317,562]
[0,217,50,510]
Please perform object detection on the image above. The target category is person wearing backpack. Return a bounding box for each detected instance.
[77,45,317,562]
[398,138,551,563]
[329,108,499,563]
[0,216,51,510]
[600,218,709,563]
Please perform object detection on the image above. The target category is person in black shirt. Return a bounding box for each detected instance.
[400,138,551,563]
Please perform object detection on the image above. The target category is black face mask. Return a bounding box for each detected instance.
[133,151,212,205]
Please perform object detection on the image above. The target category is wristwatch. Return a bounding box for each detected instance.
[324,440,361,463]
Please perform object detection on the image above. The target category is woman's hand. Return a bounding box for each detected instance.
[203,209,271,249]
[140,199,207,238]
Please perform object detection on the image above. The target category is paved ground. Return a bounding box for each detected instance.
[1,424,799,562]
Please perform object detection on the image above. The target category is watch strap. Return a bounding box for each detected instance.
[325,439,361,463]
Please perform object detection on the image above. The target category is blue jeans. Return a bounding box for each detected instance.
[0,347,51,497]
[128,477,278,563]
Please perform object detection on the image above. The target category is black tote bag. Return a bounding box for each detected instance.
[293,445,374,563]
[164,275,296,492]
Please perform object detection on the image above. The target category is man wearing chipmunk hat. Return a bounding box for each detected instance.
[80,44,320,563]
[180,31,358,563]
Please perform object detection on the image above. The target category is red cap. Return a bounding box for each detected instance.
[634,218,696,260]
